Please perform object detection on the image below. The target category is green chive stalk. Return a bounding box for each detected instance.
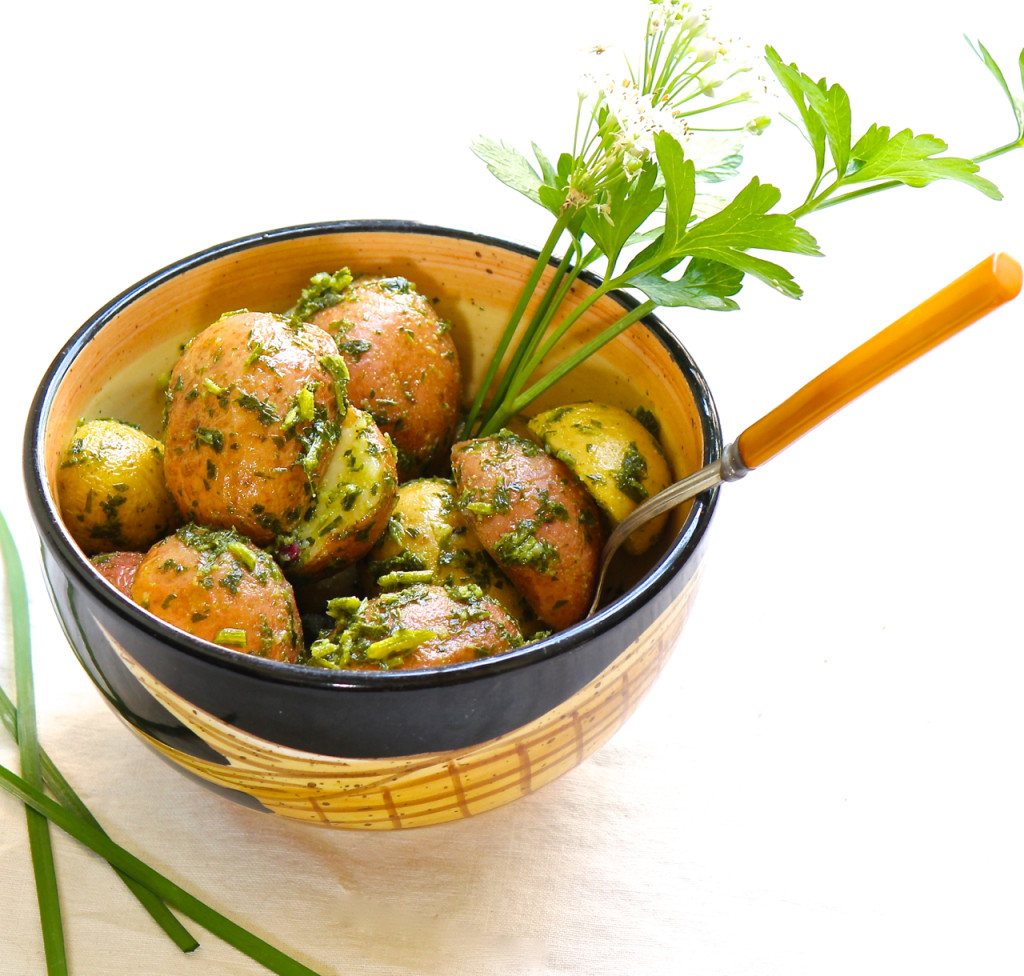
[1,513,68,974]
[0,686,199,953]
[0,763,325,976]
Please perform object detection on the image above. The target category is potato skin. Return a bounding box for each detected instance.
[281,407,398,578]
[451,431,602,631]
[58,419,180,555]
[309,275,461,477]
[312,584,522,671]
[90,551,144,597]
[163,310,344,546]
[131,524,302,662]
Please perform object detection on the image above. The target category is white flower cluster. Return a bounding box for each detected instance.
[646,0,707,37]
[569,1,773,193]
[600,78,684,169]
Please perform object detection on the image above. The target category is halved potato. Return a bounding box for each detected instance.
[361,477,535,628]
[451,430,602,630]
[279,407,398,578]
[528,402,672,555]
[163,310,346,546]
[58,418,180,555]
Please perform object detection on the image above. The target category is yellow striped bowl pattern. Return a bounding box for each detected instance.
[106,570,699,829]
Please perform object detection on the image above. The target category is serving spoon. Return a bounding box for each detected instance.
[587,252,1023,618]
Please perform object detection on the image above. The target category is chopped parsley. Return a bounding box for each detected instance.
[612,443,649,503]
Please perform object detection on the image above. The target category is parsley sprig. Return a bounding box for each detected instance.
[464,2,1023,439]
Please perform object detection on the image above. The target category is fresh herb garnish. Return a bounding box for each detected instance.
[462,1,1023,438]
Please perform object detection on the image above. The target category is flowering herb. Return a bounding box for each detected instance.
[463,0,1023,438]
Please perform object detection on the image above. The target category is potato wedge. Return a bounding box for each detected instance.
[279,407,398,578]
[451,431,602,630]
[307,583,522,671]
[58,418,180,555]
[132,524,302,662]
[163,310,345,546]
[528,402,671,555]
[307,274,462,477]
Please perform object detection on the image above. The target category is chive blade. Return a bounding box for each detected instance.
[0,512,68,975]
[0,763,325,976]
[0,684,199,952]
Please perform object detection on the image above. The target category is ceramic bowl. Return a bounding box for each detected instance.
[23,221,722,829]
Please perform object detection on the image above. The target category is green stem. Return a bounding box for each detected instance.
[478,244,577,429]
[972,137,1024,163]
[477,275,610,437]
[515,259,635,385]
[1,513,67,975]
[0,686,198,953]
[792,137,1024,217]
[485,299,656,434]
[0,763,325,976]
[462,215,570,436]
[478,236,678,436]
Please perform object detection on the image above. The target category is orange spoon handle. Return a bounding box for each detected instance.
[735,253,1022,470]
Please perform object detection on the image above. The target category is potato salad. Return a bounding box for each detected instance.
[59,269,672,671]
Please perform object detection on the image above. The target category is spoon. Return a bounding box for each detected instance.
[587,252,1023,618]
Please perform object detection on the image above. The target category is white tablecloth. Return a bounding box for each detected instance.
[3,2,1023,973]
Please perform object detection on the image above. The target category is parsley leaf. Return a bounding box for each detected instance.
[630,258,744,310]
[847,126,1001,198]
[470,136,544,206]
[582,161,664,271]
[967,39,1024,146]
[671,177,820,298]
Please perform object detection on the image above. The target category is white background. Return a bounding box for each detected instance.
[2,1,1023,973]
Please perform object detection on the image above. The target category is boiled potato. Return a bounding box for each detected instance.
[90,551,144,597]
[528,402,671,555]
[279,406,398,578]
[132,524,302,662]
[307,583,522,671]
[361,477,535,628]
[58,418,180,555]
[304,273,462,477]
[163,310,345,546]
[451,430,602,630]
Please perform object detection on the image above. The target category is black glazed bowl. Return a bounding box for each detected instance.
[24,221,721,829]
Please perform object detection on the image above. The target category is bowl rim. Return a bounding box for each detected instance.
[23,218,723,692]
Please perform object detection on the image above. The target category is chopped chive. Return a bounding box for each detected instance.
[366,628,436,661]
[375,569,435,590]
[227,541,257,571]
[296,385,315,422]
[214,628,247,649]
